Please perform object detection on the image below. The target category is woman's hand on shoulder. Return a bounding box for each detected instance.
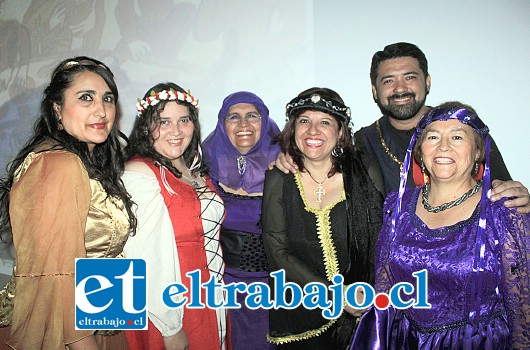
[268,152,298,174]
[163,328,189,350]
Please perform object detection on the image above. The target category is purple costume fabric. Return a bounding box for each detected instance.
[203,91,281,194]
[351,188,530,349]
[216,188,274,350]
[203,92,280,349]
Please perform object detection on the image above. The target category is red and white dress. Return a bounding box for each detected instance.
[122,157,227,350]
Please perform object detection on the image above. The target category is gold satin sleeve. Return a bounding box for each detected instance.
[84,179,129,259]
[7,150,94,349]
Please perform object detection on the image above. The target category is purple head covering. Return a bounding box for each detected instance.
[203,91,281,193]
[390,105,493,324]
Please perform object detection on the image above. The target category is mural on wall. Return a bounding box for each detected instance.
[0,0,311,178]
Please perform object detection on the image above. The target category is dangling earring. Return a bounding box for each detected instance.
[189,144,202,171]
[473,162,479,176]
[331,147,344,158]
[421,159,429,184]
[54,105,64,131]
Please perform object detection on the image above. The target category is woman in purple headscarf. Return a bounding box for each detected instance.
[351,101,530,349]
[203,91,281,350]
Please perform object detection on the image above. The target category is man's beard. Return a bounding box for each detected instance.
[376,92,426,121]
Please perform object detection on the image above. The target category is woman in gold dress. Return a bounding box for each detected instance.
[0,57,136,349]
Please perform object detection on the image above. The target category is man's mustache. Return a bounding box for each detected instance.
[389,92,416,101]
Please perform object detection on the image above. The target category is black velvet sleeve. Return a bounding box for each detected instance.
[489,136,512,181]
[262,168,330,287]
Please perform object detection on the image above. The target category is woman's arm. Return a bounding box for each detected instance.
[8,151,94,348]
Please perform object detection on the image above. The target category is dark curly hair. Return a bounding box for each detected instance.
[126,82,207,178]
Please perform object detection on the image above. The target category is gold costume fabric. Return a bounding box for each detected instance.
[0,149,129,349]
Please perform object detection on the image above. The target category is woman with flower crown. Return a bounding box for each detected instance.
[122,82,228,350]
[351,102,530,349]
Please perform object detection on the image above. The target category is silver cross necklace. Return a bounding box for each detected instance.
[305,168,331,203]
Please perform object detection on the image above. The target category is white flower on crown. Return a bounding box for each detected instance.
[158,90,170,100]
[136,88,199,117]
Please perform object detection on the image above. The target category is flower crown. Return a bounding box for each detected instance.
[136,88,199,117]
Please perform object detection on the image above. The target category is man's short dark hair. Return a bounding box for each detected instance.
[370,42,428,85]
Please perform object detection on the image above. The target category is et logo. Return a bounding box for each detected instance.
[75,258,147,330]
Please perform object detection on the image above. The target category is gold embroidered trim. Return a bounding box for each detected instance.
[376,119,404,171]
[15,272,75,278]
[295,172,344,280]
[268,173,345,344]
[267,318,337,345]
[0,276,15,327]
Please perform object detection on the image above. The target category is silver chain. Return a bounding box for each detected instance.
[422,180,482,213]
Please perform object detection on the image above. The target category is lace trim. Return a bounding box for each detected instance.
[409,187,482,237]
[214,180,263,200]
[405,309,506,334]
[267,318,337,344]
[295,172,345,280]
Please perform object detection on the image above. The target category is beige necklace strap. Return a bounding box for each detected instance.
[376,119,404,171]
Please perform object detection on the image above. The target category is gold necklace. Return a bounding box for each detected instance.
[305,168,331,203]
[376,119,403,171]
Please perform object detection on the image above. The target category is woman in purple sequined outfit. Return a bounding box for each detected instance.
[203,91,280,350]
[351,102,530,349]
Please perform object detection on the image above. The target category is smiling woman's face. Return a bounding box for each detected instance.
[294,110,341,163]
[151,102,195,167]
[54,71,116,151]
[421,119,479,182]
[224,103,262,154]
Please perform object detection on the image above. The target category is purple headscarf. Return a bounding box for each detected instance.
[203,91,281,193]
